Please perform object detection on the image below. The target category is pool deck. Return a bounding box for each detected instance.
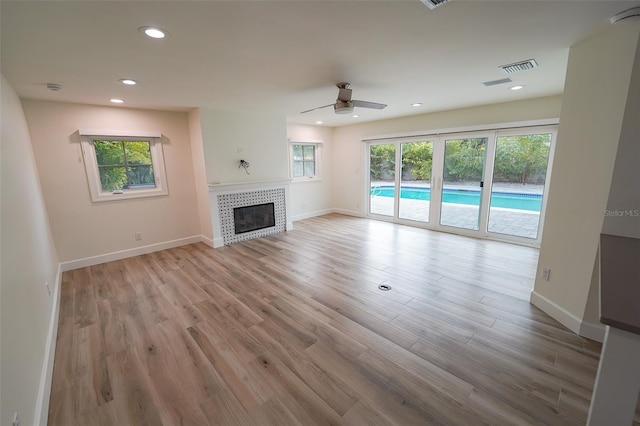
[370,182,543,240]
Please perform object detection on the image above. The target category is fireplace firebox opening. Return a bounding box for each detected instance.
[233,202,275,235]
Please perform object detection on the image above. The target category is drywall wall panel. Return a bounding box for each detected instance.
[22,100,200,262]
[1,75,59,426]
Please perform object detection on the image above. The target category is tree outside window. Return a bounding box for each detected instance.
[94,140,156,191]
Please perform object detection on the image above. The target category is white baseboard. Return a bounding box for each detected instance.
[580,320,606,343]
[291,208,334,222]
[200,235,214,248]
[60,235,203,272]
[35,263,62,426]
[530,290,605,343]
[331,208,363,218]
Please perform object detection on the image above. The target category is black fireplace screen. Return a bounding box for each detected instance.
[233,202,275,234]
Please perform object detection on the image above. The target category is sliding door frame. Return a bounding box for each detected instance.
[364,122,557,247]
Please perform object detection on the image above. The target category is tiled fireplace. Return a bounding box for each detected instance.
[208,180,292,247]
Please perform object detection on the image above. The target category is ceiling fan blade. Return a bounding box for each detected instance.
[300,103,335,114]
[352,100,387,110]
[337,88,352,102]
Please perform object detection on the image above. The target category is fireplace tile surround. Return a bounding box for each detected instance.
[208,180,292,247]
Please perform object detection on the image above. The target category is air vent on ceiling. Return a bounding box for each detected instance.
[483,78,512,87]
[499,59,538,74]
[420,0,450,10]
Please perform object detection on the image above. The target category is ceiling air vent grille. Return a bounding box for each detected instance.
[499,59,538,74]
[420,0,450,10]
[483,78,512,87]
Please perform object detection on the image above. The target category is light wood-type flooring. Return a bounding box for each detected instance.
[48,214,639,425]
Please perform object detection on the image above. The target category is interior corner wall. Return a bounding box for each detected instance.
[1,75,60,426]
[532,22,640,336]
[188,109,213,243]
[198,108,288,184]
[287,124,334,221]
[331,95,562,216]
[21,100,201,263]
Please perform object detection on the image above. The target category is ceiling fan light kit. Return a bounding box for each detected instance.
[301,82,387,115]
[334,101,354,114]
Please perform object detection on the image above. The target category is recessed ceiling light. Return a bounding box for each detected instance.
[110,98,125,104]
[139,26,168,39]
[119,79,137,86]
[315,121,323,125]
[352,114,359,118]
[510,85,525,91]
[411,103,423,107]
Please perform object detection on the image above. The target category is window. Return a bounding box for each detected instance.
[80,130,168,202]
[291,141,321,181]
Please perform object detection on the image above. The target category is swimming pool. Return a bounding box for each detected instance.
[371,185,542,212]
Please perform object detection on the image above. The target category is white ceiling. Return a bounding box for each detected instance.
[1,1,636,126]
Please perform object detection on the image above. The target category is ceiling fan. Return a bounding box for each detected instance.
[301,83,387,115]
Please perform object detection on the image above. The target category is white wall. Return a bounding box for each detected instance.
[188,109,213,244]
[21,100,201,264]
[1,76,60,426]
[198,108,288,184]
[287,124,334,221]
[331,95,562,216]
[532,22,640,339]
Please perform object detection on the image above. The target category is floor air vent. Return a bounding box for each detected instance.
[499,59,538,74]
[420,0,450,10]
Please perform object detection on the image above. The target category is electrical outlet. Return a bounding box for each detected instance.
[135,232,142,241]
[45,281,51,296]
[542,267,551,282]
[13,412,19,426]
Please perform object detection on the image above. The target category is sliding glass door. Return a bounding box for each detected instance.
[369,140,434,223]
[399,141,433,223]
[487,131,553,240]
[369,143,396,217]
[439,137,487,231]
[366,126,556,245]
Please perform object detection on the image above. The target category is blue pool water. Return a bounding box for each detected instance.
[371,186,542,212]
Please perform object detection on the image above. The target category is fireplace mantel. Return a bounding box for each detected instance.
[208,179,292,247]
[208,179,292,194]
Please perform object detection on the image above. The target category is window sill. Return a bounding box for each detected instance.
[90,188,168,203]
[291,177,322,184]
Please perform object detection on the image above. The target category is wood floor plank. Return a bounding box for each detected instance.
[246,351,347,426]
[105,350,164,426]
[48,214,607,425]
[249,324,360,416]
[187,322,270,412]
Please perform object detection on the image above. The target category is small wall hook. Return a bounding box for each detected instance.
[239,159,251,174]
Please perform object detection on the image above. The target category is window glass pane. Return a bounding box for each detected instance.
[128,165,156,188]
[303,145,315,161]
[293,162,304,177]
[98,166,127,191]
[304,161,315,176]
[293,145,303,161]
[94,141,124,165]
[124,141,152,165]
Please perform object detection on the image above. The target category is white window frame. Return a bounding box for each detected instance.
[290,140,322,182]
[79,129,168,202]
